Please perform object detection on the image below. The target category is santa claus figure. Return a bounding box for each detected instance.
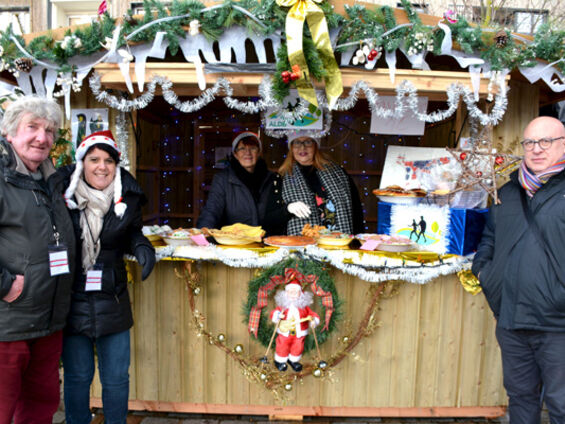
[270,278,320,372]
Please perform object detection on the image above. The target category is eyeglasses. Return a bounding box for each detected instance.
[292,139,315,148]
[520,136,564,151]
[235,146,259,153]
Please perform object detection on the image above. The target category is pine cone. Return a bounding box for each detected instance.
[494,29,508,48]
[14,57,33,73]
[124,13,137,26]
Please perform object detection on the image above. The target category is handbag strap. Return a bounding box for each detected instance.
[519,189,563,283]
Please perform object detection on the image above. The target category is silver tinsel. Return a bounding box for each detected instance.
[90,72,508,126]
[115,112,130,170]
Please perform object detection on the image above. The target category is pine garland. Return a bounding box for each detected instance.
[2,0,565,93]
[243,257,343,354]
[50,128,75,168]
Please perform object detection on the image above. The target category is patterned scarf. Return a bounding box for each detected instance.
[518,155,565,197]
[282,162,352,235]
[74,178,114,272]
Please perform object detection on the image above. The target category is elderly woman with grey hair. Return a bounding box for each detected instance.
[0,96,76,422]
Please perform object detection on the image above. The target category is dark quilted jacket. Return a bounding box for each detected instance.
[57,164,153,338]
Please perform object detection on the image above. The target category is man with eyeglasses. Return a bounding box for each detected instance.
[473,116,565,423]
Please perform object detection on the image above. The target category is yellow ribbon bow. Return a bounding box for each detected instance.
[276,0,343,108]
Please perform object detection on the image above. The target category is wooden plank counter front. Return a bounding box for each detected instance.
[90,260,507,418]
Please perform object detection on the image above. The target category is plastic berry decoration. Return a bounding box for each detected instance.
[495,156,504,165]
[460,152,467,160]
[476,171,483,177]
[281,70,291,84]
[290,65,301,81]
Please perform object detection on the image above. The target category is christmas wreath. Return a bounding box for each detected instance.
[244,257,342,354]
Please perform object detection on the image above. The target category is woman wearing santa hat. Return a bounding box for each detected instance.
[277,130,364,235]
[56,130,155,424]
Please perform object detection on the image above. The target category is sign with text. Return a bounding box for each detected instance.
[370,96,428,135]
[265,90,323,130]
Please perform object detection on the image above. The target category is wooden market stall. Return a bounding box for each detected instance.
[3,0,565,419]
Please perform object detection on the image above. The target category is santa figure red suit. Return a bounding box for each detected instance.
[269,279,320,372]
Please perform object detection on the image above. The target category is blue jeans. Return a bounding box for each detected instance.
[496,325,565,424]
[62,330,130,424]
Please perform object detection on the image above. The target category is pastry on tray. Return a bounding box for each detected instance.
[263,235,316,247]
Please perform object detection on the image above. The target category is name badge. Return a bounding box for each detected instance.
[48,245,70,276]
[85,269,103,291]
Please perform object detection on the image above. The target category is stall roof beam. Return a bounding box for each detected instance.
[94,63,508,102]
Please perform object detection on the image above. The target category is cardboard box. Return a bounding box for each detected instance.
[377,202,488,256]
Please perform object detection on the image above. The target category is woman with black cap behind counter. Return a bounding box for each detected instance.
[196,131,307,236]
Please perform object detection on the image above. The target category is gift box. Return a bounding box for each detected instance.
[377,202,488,256]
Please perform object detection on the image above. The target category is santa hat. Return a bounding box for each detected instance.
[64,130,127,218]
[286,129,320,147]
[231,131,261,153]
[285,278,303,291]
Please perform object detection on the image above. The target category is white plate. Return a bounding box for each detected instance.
[162,236,194,247]
[377,195,423,205]
[376,242,414,252]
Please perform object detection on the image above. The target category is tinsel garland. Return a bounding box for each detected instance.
[115,112,130,169]
[153,244,473,284]
[90,72,508,126]
[333,79,508,126]
[305,246,472,284]
[157,244,290,267]
[179,260,387,399]
[243,256,342,354]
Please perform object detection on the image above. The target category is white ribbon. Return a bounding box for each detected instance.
[385,49,397,84]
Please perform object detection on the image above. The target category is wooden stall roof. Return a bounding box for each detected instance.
[12,0,565,104]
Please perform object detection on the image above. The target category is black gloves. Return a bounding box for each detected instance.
[134,245,156,281]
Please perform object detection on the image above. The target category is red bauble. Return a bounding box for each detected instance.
[495,156,504,165]
[476,171,483,177]
[290,72,300,81]
[282,77,290,84]
[370,49,378,56]
[281,71,290,78]
[460,152,467,160]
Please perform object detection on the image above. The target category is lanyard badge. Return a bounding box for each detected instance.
[85,267,103,292]
[48,244,70,276]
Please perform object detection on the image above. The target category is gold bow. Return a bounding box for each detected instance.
[276,0,342,108]
[457,270,482,295]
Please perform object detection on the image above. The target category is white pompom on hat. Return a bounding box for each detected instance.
[231,131,261,153]
[286,129,321,147]
[64,130,127,218]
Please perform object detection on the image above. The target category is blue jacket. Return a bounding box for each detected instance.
[472,169,565,331]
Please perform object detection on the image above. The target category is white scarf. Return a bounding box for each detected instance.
[74,178,115,273]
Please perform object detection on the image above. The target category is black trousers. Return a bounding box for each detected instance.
[496,325,565,424]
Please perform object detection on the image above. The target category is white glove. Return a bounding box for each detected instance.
[287,201,311,219]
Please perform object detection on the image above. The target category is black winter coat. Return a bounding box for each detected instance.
[196,158,284,235]
[0,139,76,341]
[57,165,154,338]
[472,169,565,331]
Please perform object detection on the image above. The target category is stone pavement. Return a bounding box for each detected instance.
[52,409,531,424]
